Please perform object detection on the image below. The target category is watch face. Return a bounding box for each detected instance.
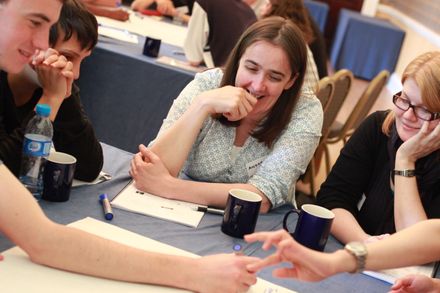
[347,242,367,256]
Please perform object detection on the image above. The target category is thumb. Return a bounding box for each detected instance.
[139,145,160,163]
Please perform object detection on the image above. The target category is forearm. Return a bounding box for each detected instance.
[328,220,440,275]
[38,93,63,122]
[29,224,199,289]
[150,100,209,176]
[330,208,370,243]
[0,165,201,291]
[394,157,427,230]
[165,177,272,212]
[364,219,440,270]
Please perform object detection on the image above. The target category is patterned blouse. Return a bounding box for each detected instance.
[154,68,322,208]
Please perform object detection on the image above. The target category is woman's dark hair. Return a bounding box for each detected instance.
[263,0,314,44]
[219,16,308,148]
[49,0,98,51]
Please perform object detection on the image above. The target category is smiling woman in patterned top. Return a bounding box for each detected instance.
[129,17,323,213]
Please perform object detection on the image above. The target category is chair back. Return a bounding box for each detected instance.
[299,77,335,195]
[316,76,335,112]
[324,69,353,139]
[343,70,390,138]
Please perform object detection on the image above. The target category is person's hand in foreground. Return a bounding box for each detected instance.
[195,254,259,293]
[245,229,349,281]
[389,274,440,293]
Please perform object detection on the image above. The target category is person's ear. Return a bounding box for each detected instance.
[284,73,298,90]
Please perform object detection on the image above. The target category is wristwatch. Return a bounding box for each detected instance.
[393,169,416,177]
[344,241,368,273]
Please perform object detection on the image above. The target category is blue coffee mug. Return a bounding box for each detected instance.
[221,189,262,238]
[143,36,161,58]
[42,152,76,202]
[283,204,334,251]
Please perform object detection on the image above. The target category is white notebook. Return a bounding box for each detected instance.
[111,181,204,227]
[1,217,297,293]
[363,263,435,284]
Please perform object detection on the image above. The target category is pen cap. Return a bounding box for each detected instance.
[99,193,108,202]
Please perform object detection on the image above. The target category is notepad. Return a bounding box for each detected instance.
[111,181,204,227]
[156,56,206,73]
[98,24,139,44]
[1,217,297,293]
[363,263,435,284]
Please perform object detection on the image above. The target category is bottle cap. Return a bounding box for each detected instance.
[36,104,51,117]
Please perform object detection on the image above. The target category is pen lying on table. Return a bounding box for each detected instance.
[194,206,224,216]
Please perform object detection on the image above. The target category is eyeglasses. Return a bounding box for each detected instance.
[392,92,440,121]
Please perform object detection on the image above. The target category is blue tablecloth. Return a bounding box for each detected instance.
[0,143,392,292]
[330,9,405,80]
[304,0,329,33]
[77,36,195,153]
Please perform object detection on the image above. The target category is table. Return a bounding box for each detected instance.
[77,36,195,153]
[330,9,405,80]
[304,0,329,33]
[0,143,391,292]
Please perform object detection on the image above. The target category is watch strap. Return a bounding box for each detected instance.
[393,169,416,177]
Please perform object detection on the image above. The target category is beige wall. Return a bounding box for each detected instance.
[377,5,440,78]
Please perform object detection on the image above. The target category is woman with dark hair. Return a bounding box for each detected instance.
[260,0,328,78]
[130,17,323,213]
[0,0,103,182]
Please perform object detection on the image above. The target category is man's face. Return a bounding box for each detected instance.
[0,0,62,73]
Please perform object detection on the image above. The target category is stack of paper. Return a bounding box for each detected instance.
[1,217,298,293]
[364,264,435,284]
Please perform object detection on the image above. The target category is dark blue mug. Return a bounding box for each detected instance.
[42,152,76,202]
[143,36,161,58]
[221,189,262,238]
[283,204,334,251]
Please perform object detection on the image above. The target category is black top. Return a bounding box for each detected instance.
[148,0,195,15]
[197,0,256,67]
[307,11,328,78]
[316,111,440,234]
[0,70,103,181]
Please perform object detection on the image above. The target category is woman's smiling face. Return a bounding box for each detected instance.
[395,78,440,141]
[235,40,295,119]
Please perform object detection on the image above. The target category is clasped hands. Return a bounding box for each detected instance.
[32,48,74,100]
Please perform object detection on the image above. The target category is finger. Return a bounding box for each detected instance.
[390,279,403,290]
[50,56,68,68]
[64,77,73,97]
[42,54,60,66]
[273,267,299,279]
[239,269,258,287]
[130,160,137,178]
[242,96,255,114]
[420,120,430,135]
[32,50,45,65]
[44,48,59,59]
[139,145,157,161]
[246,254,280,272]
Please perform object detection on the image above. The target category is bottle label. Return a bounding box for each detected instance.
[23,135,52,157]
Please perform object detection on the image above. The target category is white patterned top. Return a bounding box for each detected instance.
[155,68,323,208]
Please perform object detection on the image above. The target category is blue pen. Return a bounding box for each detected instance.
[232,243,243,255]
[99,194,114,220]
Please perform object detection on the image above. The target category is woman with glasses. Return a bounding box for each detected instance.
[316,51,440,244]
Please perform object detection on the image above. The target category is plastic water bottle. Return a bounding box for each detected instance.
[19,104,53,199]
